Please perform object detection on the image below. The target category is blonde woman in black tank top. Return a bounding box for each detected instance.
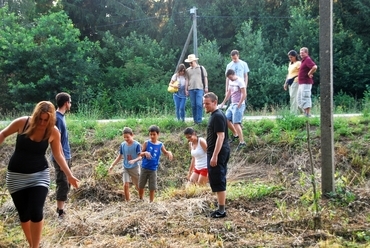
[0,101,79,248]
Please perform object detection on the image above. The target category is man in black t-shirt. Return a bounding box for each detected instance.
[203,92,230,218]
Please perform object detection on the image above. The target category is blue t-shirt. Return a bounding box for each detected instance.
[119,140,141,169]
[225,59,250,79]
[141,140,163,171]
[52,111,71,161]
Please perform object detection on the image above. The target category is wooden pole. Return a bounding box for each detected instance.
[319,0,335,196]
[176,24,193,70]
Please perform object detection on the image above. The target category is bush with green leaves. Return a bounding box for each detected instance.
[0,8,101,111]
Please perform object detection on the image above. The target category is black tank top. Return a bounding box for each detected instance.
[8,118,49,173]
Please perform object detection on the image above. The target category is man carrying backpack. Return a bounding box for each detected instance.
[185,54,208,124]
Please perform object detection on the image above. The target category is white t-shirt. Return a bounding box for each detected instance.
[228,76,246,103]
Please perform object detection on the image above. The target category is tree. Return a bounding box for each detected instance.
[333,20,370,98]
[0,8,101,111]
[235,21,287,109]
[334,0,370,46]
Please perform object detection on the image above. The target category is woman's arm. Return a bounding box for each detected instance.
[187,157,195,180]
[168,74,179,88]
[0,117,27,145]
[185,72,189,96]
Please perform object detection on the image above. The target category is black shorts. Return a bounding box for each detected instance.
[207,148,230,192]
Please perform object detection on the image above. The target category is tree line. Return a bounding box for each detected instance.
[1,0,369,117]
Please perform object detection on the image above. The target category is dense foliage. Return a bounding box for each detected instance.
[1,0,370,117]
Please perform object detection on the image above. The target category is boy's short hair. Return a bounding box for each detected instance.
[226,69,235,77]
[148,125,160,134]
[122,127,133,135]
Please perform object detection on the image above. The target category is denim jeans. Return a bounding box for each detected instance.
[173,94,186,121]
[189,89,204,123]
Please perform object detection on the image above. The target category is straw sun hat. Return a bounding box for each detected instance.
[185,54,199,63]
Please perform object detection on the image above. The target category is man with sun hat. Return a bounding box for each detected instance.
[185,54,209,124]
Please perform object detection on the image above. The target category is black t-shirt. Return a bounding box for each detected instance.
[206,109,229,154]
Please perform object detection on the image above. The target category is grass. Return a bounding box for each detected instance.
[227,181,284,200]
[0,107,370,247]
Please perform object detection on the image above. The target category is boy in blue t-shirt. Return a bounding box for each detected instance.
[109,127,142,201]
[139,125,173,202]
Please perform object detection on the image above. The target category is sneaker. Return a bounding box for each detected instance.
[305,113,312,118]
[210,210,227,218]
[236,142,247,151]
[229,135,239,143]
[57,208,66,219]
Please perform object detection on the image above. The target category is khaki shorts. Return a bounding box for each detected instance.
[123,166,140,185]
[139,167,157,191]
[298,84,312,109]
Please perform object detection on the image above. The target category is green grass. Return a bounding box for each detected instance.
[227,181,284,200]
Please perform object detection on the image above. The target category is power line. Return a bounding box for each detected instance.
[95,14,293,28]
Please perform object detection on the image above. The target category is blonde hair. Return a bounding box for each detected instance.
[24,101,56,140]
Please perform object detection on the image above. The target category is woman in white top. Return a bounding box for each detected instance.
[169,64,188,121]
[184,127,208,185]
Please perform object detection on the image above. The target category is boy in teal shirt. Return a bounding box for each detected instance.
[109,127,141,201]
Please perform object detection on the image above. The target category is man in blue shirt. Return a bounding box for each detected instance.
[52,92,72,218]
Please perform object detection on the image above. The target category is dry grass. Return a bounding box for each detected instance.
[1,128,370,248]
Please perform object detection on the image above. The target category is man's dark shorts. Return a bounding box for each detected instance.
[53,159,71,201]
[207,149,230,192]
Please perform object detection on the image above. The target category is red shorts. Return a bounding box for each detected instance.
[193,168,208,177]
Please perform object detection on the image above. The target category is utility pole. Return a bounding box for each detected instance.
[176,25,193,71]
[190,6,198,57]
[319,0,335,196]
[175,7,198,72]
